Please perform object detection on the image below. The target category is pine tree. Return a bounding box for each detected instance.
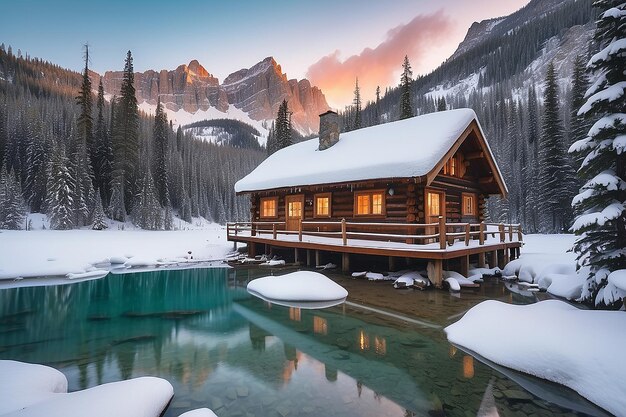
[76,44,94,172]
[569,54,592,168]
[352,78,362,129]
[107,179,126,223]
[70,141,93,227]
[399,55,413,120]
[91,188,108,230]
[134,171,162,230]
[163,204,173,230]
[538,61,569,232]
[0,166,26,230]
[275,100,292,151]
[374,86,381,125]
[153,98,170,207]
[570,0,626,307]
[0,107,6,173]
[524,85,541,233]
[24,118,48,213]
[46,145,74,230]
[94,79,113,206]
[266,121,277,155]
[112,51,140,214]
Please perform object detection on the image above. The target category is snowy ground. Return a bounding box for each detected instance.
[445,300,626,416]
[0,217,233,283]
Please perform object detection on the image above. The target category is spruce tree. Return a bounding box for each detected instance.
[153,98,170,207]
[399,55,413,119]
[0,166,26,230]
[374,86,381,125]
[525,85,540,233]
[70,141,93,227]
[0,107,6,173]
[91,189,108,230]
[24,118,48,213]
[108,179,126,223]
[46,145,74,230]
[76,44,94,172]
[537,61,569,232]
[134,171,162,230]
[352,78,362,130]
[570,0,626,307]
[112,51,140,214]
[266,121,277,155]
[94,79,113,206]
[275,100,292,151]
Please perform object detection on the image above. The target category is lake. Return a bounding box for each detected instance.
[0,267,606,417]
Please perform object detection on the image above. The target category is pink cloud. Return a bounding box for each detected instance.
[306,10,455,108]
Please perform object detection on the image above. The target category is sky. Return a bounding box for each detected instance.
[1,0,530,108]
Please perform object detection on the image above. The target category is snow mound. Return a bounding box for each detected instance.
[179,409,218,417]
[393,271,431,289]
[445,277,461,291]
[538,273,584,300]
[247,271,348,307]
[125,257,159,268]
[66,270,109,280]
[445,300,626,416]
[0,361,173,417]
[260,259,285,267]
[608,270,626,292]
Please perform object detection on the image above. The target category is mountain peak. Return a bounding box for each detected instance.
[187,59,211,78]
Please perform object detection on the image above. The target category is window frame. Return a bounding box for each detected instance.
[259,196,278,219]
[313,193,332,218]
[461,192,477,216]
[442,155,460,178]
[353,189,386,217]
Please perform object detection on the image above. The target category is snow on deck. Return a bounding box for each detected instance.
[445,300,626,416]
[232,227,520,254]
[235,109,485,192]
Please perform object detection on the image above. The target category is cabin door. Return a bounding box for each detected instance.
[425,189,445,244]
[285,194,304,231]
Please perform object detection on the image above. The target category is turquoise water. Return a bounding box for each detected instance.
[0,268,606,417]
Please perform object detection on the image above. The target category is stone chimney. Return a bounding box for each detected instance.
[318,110,340,150]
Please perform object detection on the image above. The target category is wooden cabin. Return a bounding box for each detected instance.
[228,109,522,286]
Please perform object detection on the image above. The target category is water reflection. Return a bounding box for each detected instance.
[0,268,608,417]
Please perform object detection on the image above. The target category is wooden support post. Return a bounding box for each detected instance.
[342,253,350,273]
[388,256,396,272]
[460,255,469,277]
[509,247,516,261]
[439,216,446,250]
[465,223,470,246]
[497,249,505,269]
[264,244,269,256]
[490,250,498,269]
[272,223,277,240]
[294,248,299,264]
[508,225,513,242]
[428,259,443,288]
[499,224,505,243]
[504,247,510,266]
[341,218,347,246]
[315,250,321,267]
[306,250,312,267]
[298,219,303,242]
[249,242,257,258]
[478,251,486,268]
[479,222,485,245]
[518,227,523,242]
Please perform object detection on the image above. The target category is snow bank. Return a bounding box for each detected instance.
[445,277,461,291]
[445,300,626,416]
[247,271,348,307]
[608,270,626,292]
[538,273,584,300]
[0,361,173,417]
[503,234,576,283]
[0,227,229,281]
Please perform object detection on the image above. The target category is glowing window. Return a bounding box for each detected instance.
[355,191,385,216]
[462,193,476,216]
[288,201,302,218]
[261,197,277,218]
[427,192,441,217]
[443,156,458,177]
[314,194,331,217]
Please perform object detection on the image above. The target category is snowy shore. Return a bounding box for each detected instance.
[0,223,232,282]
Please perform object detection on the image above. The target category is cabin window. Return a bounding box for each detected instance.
[314,193,331,217]
[443,155,459,177]
[288,200,302,218]
[427,192,441,217]
[354,190,385,216]
[462,193,476,216]
[260,197,278,218]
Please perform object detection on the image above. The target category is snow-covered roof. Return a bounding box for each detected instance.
[235,108,502,193]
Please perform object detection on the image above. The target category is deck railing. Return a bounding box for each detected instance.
[227,216,523,249]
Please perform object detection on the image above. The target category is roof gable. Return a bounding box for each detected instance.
[235,108,506,195]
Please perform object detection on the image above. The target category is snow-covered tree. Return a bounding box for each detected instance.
[153,98,169,207]
[163,204,173,230]
[399,55,413,120]
[134,171,162,230]
[108,179,126,223]
[0,166,26,229]
[46,145,74,230]
[91,189,108,230]
[352,78,362,130]
[570,0,626,308]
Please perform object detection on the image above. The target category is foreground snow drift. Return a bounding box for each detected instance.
[247,271,348,309]
[0,227,229,281]
[0,360,173,417]
[445,300,626,416]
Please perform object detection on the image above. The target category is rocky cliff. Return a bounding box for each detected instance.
[95,57,329,135]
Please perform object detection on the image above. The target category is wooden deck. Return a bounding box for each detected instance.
[227,217,522,286]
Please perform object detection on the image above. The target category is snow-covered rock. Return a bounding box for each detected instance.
[178,409,218,417]
[445,300,626,416]
[445,277,461,291]
[65,270,109,280]
[393,276,415,288]
[260,259,285,267]
[0,361,173,417]
[247,271,348,308]
[393,271,431,289]
[608,269,626,292]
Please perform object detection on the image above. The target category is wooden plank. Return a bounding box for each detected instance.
[478,251,485,268]
[439,216,446,250]
[342,253,350,273]
[459,255,469,277]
